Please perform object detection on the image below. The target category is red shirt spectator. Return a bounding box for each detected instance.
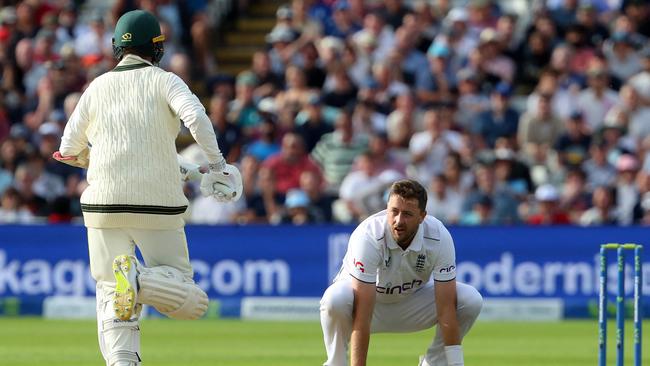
[262,133,323,195]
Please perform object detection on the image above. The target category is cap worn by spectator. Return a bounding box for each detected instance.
[428,42,450,58]
[258,97,278,115]
[10,124,30,140]
[38,121,62,138]
[285,189,310,209]
[457,68,478,83]
[237,71,258,87]
[616,154,639,172]
[494,147,515,161]
[0,6,16,25]
[276,5,293,20]
[334,1,350,12]
[446,8,469,23]
[569,110,583,120]
[266,25,295,44]
[493,82,512,97]
[535,184,560,202]
[307,93,323,106]
[479,28,499,45]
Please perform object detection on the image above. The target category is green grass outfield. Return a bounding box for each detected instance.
[0,318,648,365]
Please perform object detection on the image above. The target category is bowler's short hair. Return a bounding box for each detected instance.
[388,179,427,212]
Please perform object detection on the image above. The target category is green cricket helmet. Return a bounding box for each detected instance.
[112,10,165,64]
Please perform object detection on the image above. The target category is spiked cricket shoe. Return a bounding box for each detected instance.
[112,255,138,321]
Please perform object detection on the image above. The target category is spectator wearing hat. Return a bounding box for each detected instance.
[455,68,489,130]
[281,188,319,225]
[493,146,532,196]
[558,168,592,223]
[526,184,570,225]
[438,7,478,61]
[517,91,564,161]
[605,84,650,146]
[554,111,592,169]
[322,66,358,108]
[266,25,299,75]
[576,64,619,132]
[462,161,520,225]
[352,11,395,62]
[311,109,368,190]
[418,41,455,104]
[603,32,642,82]
[575,4,610,47]
[459,193,494,226]
[476,27,515,83]
[615,154,641,225]
[472,81,519,149]
[628,47,650,105]
[73,12,111,59]
[579,185,618,226]
[293,92,333,152]
[326,1,361,39]
[229,71,262,137]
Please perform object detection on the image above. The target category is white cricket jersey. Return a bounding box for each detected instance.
[335,210,456,304]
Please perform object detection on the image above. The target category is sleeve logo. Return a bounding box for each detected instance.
[439,265,456,273]
[353,258,365,273]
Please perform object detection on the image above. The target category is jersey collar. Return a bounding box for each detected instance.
[385,223,424,252]
[118,54,154,66]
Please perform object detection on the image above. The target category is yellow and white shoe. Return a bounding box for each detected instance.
[112,255,138,321]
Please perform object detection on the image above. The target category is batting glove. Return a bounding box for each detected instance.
[200,162,243,202]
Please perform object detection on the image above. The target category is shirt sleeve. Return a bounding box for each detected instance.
[343,224,381,283]
[432,223,457,282]
[165,72,225,165]
[59,88,91,156]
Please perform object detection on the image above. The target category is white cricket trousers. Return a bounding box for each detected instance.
[88,227,193,366]
[320,279,482,366]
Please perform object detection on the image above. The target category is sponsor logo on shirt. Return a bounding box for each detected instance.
[385,255,391,268]
[376,279,423,294]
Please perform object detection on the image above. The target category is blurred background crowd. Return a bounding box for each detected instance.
[1,0,650,226]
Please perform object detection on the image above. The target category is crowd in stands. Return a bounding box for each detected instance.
[1,0,650,227]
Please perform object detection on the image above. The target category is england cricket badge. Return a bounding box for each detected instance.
[415,254,426,272]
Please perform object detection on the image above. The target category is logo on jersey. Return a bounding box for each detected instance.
[415,254,426,272]
[376,279,423,294]
[439,265,456,273]
[353,258,365,273]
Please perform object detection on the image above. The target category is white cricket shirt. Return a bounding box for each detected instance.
[335,210,457,304]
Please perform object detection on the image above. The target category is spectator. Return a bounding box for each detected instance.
[299,169,335,222]
[311,109,368,190]
[0,186,34,223]
[583,140,618,189]
[614,154,640,225]
[426,174,462,224]
[526,184,571,225]
[517,92,564,161]
[554,111,592,169]
[229,71,262,136]
[558,168,592,223]
[577,65,618,132]
[262,132,322,195]
[459,193,493,225]
[579,185,618,225]
[294,93,333,152]
[246,117,281,162]
[472,82,519,149]
[281,188,320,225]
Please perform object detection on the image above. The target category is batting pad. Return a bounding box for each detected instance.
[137,266,208,320]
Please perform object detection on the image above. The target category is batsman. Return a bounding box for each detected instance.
[53,10,241,366]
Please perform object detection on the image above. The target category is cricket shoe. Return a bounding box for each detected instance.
[112,254,139,321]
